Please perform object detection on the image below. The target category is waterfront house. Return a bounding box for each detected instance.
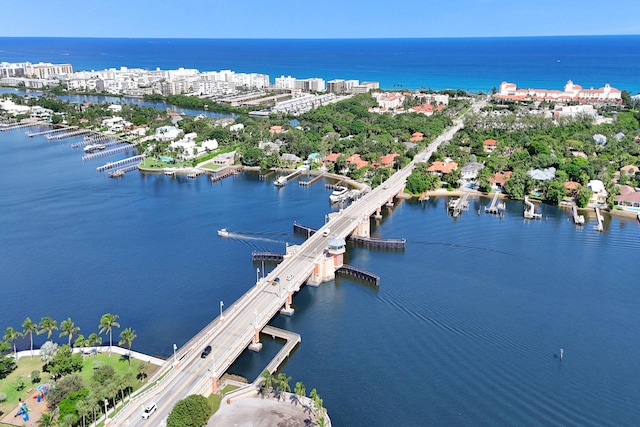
[587,179,608,206]
[615,185,640,212]
[428,160,459,176]
[460,162,485,182]
[527,167,556,181]
[212,151,235,166]
[346,154,368,169]
[281,153,302,165]
[564,181,581,196]
[155,125,181,142]
[488,171,512,191]
[483,139,497,153]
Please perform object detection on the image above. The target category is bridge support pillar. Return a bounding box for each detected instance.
[374,206,382,220]
[249,328,263,352]
[386,197,394,208]
[351,215,371,238]
[280,291,295,316]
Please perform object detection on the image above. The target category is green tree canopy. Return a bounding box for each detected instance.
[166,394,212,427]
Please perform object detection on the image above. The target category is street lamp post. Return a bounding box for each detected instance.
[173,343,177,366]
[256,268,260,284]
[219,300,224,322]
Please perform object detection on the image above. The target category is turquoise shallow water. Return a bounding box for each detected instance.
[1,127,640,425]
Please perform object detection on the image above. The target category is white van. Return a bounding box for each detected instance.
[322,228,330,237]
[142,403,157,419]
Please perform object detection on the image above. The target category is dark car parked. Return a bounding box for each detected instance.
[201,345,212,358]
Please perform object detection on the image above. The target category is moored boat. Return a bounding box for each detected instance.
[329,185,348,203]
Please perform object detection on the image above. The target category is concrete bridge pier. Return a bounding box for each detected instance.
[249,327,263,352]
[352,215,371,238]
[280,291,295,316]
[386,197,394,208]
[373,206,382,220]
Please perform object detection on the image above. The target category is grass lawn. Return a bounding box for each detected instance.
[208,385,238,415]
[0,353,158,417]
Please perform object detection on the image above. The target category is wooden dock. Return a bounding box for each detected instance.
[523,195,542,220]
[27,126,77,137]
[337,264,380,286]
[571,202,585,225]
[595,207,604,232]
[298,172,324,186]
[448,192,470,218]
[210,166,243,183]
[251,251,285,262]
[484,192,505,215]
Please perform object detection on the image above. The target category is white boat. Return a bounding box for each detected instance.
[274,176,287,187]
[84,143,106,153]
[218,228,230,237]
[329,185,349,203]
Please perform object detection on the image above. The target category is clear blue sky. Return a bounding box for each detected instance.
[2,0,638,38]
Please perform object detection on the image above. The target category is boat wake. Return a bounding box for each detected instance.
[219,230,286,245]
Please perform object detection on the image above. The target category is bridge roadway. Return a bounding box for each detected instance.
[115,98,485,427]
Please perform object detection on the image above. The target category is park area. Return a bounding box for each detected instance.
[0,351,158,427]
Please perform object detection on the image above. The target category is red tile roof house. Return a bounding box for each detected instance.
[427,161,459,176]
[410,132,424,143]
[379,153,399,167]
[488,171,512,191]
[346,153,369,169]
[269,125,284,135]
[615,185,640,212]
[564,181,581,196]
[483,139,497,153]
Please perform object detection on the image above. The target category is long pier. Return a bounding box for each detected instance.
[595,207,604,232]
[96,155,145,172]
[27,126,77,137]
[83,144,136,161]
[46,128,90,140]
[1,122,43,132]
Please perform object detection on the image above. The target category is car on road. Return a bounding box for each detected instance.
[286,274,294,281]
[201,345,212,358]
[141,402,156,419]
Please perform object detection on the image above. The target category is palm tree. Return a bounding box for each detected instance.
[74,334,87,350]
[59,317,80,347]
[277,372,292,393]
[98,313,120,356]
[118,327,137,367]
[87,332,101,354]
[76,399,90,427]
[261,370,274,393]
[3,326,22,360]
[294,381,306,398]
[38,316,58,339]
[22,317,38,359]
[37,413,56,427]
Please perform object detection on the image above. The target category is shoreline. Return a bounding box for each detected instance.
[420,189,639,220]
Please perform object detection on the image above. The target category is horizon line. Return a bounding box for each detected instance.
[0,33,639,41]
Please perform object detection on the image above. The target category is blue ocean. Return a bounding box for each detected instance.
[1,36,639,93]
[1,37,640,426]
